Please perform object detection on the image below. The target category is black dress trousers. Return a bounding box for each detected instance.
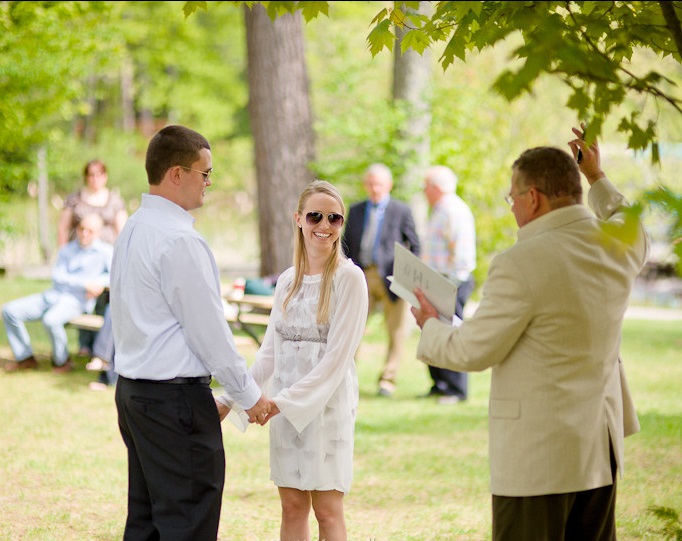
[116,376,225,541]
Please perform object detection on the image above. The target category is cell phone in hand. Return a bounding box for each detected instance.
[577,127,586,164]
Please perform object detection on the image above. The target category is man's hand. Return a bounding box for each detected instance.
[85,283,105,300]
[215,398,230,422]
[246,395,271,426]
[568,124,605,185]
[410,288,439,329]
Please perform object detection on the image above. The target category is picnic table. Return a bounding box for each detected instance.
[223,293,274,347]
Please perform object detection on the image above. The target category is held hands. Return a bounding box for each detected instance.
[261,400,280,425]
[410,288,439,330]
[245,396,279,426]
[568,123,606,185]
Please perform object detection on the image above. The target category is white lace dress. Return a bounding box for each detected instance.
[250,259,368,493]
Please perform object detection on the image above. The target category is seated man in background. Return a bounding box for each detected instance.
[2,213,113,373]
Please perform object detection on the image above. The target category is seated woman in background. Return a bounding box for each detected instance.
[57,159,127,357]
[57,159,128,247]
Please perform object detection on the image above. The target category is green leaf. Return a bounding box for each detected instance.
[182,2,208,18]
[405,11,430,29]
[266,1,297,20]
[367,19,394,57]
[617,115,656,152]
[370,8,389,26]
[599,204,645,248]
[651,141,660,166]
[566,87,591,118]
[401,29,430,56]
[440,36,465,69]
[389,7,407,28]
[298,1,329,22]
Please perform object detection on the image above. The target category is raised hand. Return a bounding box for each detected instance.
[568,124,605,185]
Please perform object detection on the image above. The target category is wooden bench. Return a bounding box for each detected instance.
[66,293,274,347]
[67,314,105,332]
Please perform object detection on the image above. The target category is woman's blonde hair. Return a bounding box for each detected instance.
[282,180,346,324]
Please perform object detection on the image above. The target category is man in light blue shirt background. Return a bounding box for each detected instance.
[3,213,113,373]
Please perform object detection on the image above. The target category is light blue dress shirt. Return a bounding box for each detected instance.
[110,194,261,410]
[52,238,113,313]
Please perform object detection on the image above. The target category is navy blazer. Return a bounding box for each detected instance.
[342,199,420,301]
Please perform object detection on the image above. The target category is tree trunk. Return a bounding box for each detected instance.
[120,55,135,133]
[245,4,316,277]
[37,146,52,263]
[393,1,433,232]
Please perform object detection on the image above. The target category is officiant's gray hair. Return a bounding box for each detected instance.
[425,165,458,194]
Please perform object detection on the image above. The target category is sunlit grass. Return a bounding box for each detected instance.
[0,278,680,540]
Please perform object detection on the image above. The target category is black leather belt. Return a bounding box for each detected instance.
[145,376,211,385]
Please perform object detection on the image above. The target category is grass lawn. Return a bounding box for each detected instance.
[0,277,681,540]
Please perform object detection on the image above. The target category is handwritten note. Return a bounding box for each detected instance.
[387,242,457,324]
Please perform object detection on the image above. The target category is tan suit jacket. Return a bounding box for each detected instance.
[417,178,649,497]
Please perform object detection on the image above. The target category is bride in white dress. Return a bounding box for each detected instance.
[237,180,368,541]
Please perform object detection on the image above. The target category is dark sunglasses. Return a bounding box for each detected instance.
[305,211,344,228]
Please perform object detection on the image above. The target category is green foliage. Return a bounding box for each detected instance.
[644,185,682,273]
[0,280,681,539]
[2,0,681,274]
[0,1,252,193]
[188,1,330,22]
[0,2,117,138]
[263,1,682,165]
[0,1,119,190]
[231,0,681,272]
[365,1,682,165]
[599,202,646,252]
[1,1,256,261]
[367,18,395,56]
[119,1,248,142]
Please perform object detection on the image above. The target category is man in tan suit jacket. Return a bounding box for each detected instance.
[411,126,649,540]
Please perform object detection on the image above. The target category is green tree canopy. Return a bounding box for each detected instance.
[210,1,682,162]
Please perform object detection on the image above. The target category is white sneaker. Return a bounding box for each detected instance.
[85,357,109,371]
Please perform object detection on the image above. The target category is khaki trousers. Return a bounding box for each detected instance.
[363,266,410,392]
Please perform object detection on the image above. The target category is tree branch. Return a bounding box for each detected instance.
[659,1,682,59]
[563,2,682,115]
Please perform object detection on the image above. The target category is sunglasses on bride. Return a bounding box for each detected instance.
[305,211,345,228]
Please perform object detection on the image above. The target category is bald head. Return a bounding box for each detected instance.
[76,213,103,248]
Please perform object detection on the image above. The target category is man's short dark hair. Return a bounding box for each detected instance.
[145,125,210,186]
[512,146,582,202]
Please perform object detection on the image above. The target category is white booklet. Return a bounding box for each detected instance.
[387,242,458,324]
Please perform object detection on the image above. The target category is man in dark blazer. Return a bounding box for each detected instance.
[342,163,420,396]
